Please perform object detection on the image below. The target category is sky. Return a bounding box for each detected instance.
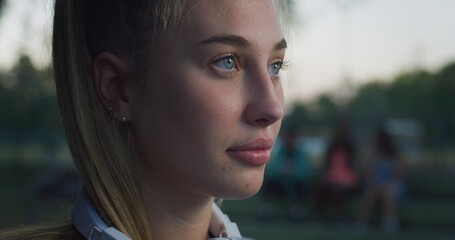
[286,0,455,102]
[1,0,455,103]
[0,0,53,69]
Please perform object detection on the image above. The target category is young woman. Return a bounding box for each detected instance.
[1,0,288,239]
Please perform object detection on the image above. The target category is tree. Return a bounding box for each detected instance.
[0,0,6,17]
[0,55,61,142]
[285,60,455,148]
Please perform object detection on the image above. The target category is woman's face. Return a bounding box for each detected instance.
[129,0,286,199]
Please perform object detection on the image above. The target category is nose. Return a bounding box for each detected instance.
[244,70,284,127]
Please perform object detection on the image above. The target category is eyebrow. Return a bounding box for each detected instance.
[199,34,248,47]
[199,34,287,50]
[275,38,287,50]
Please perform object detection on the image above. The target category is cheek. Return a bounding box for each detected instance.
[165,70,243,136]
[184,93,232,129]
[132,68,242,162]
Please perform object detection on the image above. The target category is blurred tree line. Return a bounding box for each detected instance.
[0,0,5,13]
[0,55,62,144]
[285,61,455,149]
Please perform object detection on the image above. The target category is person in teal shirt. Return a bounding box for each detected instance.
[260,130,312,220]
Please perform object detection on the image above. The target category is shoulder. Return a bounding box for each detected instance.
[0,220,84,240]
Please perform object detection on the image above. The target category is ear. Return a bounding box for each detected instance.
[93,52,132,122]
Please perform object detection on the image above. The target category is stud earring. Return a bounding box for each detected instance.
[115,113,128,123]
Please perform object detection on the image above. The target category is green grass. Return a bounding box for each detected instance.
[235,218,455,240]
[222,197,455,239]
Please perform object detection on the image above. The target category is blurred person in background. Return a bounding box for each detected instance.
[356,126,405,233]
[313,120,358,224]
[0,0,288,239]
[259,129,312,221]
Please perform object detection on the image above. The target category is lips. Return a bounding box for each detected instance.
[226,138,274,166]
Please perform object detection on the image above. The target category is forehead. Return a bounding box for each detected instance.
[181,0,283,47]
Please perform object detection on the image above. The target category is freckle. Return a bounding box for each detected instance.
[245,184,249,188]
[222,167,226,171]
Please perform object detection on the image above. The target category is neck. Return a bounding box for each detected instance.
[139,174,214,240]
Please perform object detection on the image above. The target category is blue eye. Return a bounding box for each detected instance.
[268,61,283,77]
[213,55,237,70]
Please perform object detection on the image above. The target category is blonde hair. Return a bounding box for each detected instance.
[1,0,289,239]
[51,0,198,239]
[0,220,84,240]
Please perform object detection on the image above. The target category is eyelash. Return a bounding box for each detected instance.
[269,60,289,78]
[280,60,290,71]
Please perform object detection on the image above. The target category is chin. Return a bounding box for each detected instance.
[217,173,265,200]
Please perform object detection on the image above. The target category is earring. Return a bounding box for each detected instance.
[115,113,128,122]
[109,106,128,124]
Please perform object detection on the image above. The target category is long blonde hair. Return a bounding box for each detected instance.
[1,0,289,239]
[51,0,197,239]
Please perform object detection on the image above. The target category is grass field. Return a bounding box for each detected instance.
[222,197,455,239]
